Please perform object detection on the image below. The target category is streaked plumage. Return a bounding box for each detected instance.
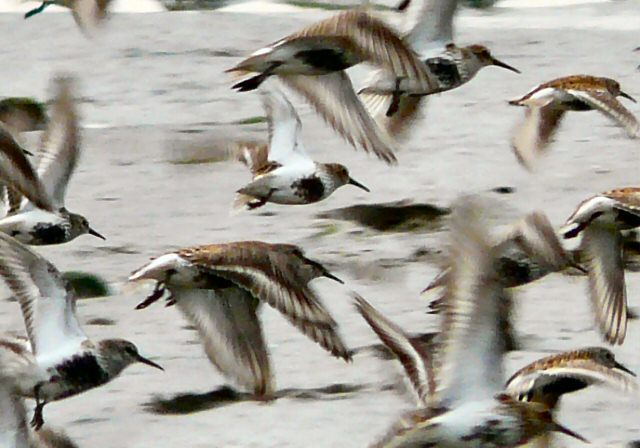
[360,0,519,140]
[129,241,351,397]
[0,234,162,430]
[0,76,104,245]
[227,9,436,164]
[231,84,368,210]
[355,200,586,448]
[560,187,640,345]
[24,0,113,36]
[506,347,636,448]
[510,75,639,170]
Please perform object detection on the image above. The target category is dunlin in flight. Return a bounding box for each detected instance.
[506,347,636,448]
[354,200,587,447]
[0,234,163,430]
[509,75,639,170]
[423,211,582,310]
[231,85,369,210]
[360,0,519,139]
[227,9,436,164]
[24,0,113,36]
[560,187,640,345]
[0,75,104,245]
[129,241,351,397]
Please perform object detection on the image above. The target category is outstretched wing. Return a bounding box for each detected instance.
[0,233,87,365]
[174,287,273,396]
[354,293,435,405]
[33,76,80,209]
[567,89,639,138]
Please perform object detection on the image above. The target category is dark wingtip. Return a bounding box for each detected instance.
[324,271,344,284]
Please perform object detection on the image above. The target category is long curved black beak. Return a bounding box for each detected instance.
[492,58,520,74]
[619,91,637,103]
[24,1,51,19]
[137,354,164,371]
[348,177,370,192]
[614,360,636,377]
[552,421,589,443]
[89,227,106,240]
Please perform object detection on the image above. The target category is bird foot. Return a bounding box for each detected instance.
[135,282,166,309]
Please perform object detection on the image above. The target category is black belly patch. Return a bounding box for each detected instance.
[55,354,109,397]
[292,177,324,203]
[30,223,67,245]
[294,49,351,72]
[426,58,461,89]
[564,98,593,111]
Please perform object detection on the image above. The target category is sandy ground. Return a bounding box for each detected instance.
[0,1,639,447]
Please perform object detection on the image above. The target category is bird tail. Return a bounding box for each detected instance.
[231,193,255,212]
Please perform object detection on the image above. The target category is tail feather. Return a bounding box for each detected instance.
[232,193,258,212]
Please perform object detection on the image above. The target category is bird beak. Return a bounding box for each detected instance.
[491,58,521,74]
[619,91,637,103]
[348,177,370,192]
[323,271,344,284]
[88,227,106,240]
[552,421,589,443]
[614,360,636,377]
[136,354,164,371]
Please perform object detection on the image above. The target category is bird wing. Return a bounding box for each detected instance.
[0,382,30,448]
[354,293,435,405]
[505,358,637,408]
[581,223,627,345]
[181,244,351,361]
[403,0,458,57]
[0,233,87,364]
[173,287,273,396]
[0,125,53,213]
[604,187,640,216]
[292,10,434,91]
[32,76,80,210]
[567,89,639,137]
[71,0,112,36]
[228,140,271,175]
[437,199,506,405]
[511,99,565,171]
[497,211,576,272]
[260,84,313,168]
[359,70,426,142]
[280,72,398,164]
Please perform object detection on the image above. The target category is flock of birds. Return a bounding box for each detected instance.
[0,0,639,447]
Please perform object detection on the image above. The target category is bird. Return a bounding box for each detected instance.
[24,0,113,36]
[0,234,163,430]
[506,347,637,448]
[509,75,639,170]
[359,0,520,139]
[0,363,79,448]
[423,210,582,296]
[0,75,105,245]
[559,187,640,345]
[230,84,369,211]
[226,8,436,164]
[353,199,587,447]
[128,241,352,398]
[0,98,47,137]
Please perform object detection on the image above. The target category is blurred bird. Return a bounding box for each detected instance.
[560,187,640,345]
[0,75,104,245]
[509,75,639,170]
[360,0,519,140]
[354,199,587,447]
[227,9,436,164]
[231,84,369,211]
[24,0,113,36]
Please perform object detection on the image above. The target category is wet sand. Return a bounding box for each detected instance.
[0,1,639,447]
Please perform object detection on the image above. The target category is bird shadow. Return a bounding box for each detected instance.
[144,383,366,415]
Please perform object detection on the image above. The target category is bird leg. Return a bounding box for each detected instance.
[232,62,281,92]
[165,290,176,307]
[386,77,406,117]
[24,1,53,19]
[135,282,166,309]
[247,188,276,210]
[30,385,45,430]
